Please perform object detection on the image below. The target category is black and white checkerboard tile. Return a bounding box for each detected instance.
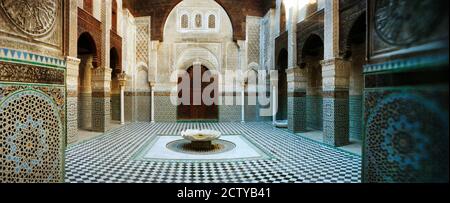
[65,123,361,183]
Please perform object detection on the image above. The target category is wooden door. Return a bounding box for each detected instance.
[177,66,218,121]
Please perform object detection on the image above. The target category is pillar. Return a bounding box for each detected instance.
[118,72,127,125]
[322,0,350,146]
[91,0,112,132]
[66,56,81,144]
[150,82,155,123]
[241,83,245,123]
[237,40,246,122]
[271,80,278,125]
[91,68,112,132]
[65,0,80,145]
[285,1,306,133]
[287,68,308,132]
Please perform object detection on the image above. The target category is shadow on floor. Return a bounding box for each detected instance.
[75,121,124,144]
[296,130,362,156]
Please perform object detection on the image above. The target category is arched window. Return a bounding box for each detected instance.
[208,14,216,29]
[181,14,189,28]
[195,14,202,28]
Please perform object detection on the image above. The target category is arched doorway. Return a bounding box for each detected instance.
[110,47,121,122]
[77,32,97,131]
[345,13,366,142]
[277,49,288,121]
[177,65,218,121]
[302,34,324,131]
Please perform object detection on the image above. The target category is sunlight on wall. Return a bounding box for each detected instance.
[284,0,316,20]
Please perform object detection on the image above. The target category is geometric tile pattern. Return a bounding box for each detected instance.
[0,87,64,183]
[349,95,363,141]
[323,97,350,147]
[154,96,177,122]
[92,97,111,132]
[0,48,66,69]
[306,96,323,130]
[288,96,307,132]
[364,89,449,183]
[65,122,361,183]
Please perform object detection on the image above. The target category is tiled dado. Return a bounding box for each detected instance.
[288,91,307,133]
[349,95,363,141]
[306,96,323,131]
[123,91,152,122]
[92,96,111,132]
[111,94,121,121]
[0,50,66,182]
[322,90,350,147]
[154,95,177,122]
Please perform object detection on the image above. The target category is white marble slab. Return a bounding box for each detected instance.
[142,135,265,161]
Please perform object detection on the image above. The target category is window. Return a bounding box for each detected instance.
[181,14,189,28]
[195,14,202,28]
[208,15,216,29]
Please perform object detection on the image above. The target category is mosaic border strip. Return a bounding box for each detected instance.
[0,48,66,69]
[132,134,274,163]
[364,53,448,74]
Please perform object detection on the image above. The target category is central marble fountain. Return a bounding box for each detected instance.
[181,129,222,151]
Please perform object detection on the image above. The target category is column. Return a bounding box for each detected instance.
[91,68,112,132]
[272,83,277,125]
[91,0,112,132]
[322,0,350,147]
[150,82,155,123]
[285,1,307,133]
[118,72,127,125]
[237,40,247,122]
[287,68,308,132]
[241,83,245,123]
[65,0,80,145]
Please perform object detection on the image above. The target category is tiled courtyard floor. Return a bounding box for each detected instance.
[65,122,361,183]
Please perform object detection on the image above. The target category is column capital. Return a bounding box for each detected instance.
[321,58,351,91]
[151,40,160,50]
[237,40,246,49]
[117,72,127,87]
[92,67,112,79]
[286,67,306,82]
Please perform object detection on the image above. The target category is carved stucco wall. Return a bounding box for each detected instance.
[159,0,234,84]
[0,0,66,183]
[157,0,234,91]
[152,0,256,122]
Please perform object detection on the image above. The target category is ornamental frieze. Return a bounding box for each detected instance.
[0,61,64,85]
